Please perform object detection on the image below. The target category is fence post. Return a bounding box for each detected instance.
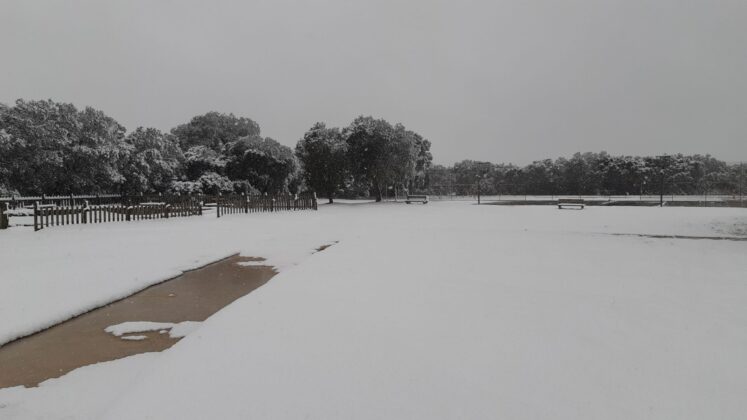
[659,174,665,207]
[313,192,318,210]
[244,196,249,213]
[33,201,40,231]
[271,198,275,212]
[164,204,170,219]
[82,200,89,224]
[217,199,221,218]
[0,202,8,229]
[126,206,131,222]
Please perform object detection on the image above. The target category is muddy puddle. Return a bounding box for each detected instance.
[0,255,276,389]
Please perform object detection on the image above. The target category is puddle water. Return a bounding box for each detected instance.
[0,255,276,389]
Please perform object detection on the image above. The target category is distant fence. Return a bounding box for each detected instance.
[216,193,317,217]
[406,183,746,207]
[33,199,202,231]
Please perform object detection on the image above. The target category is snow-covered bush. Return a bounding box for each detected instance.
[230,180,260,195]
[197,172,234,195]
[0,183,18,197]
[169,180,202,195]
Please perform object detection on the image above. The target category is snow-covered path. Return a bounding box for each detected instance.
[1,203,746,419]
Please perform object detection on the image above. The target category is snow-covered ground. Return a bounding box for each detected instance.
[1,202,746,419]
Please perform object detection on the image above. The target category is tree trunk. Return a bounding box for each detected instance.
[372,181,383,202]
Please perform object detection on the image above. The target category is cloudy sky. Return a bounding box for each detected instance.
[2,0,746,164]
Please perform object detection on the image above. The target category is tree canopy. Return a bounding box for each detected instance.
[295,123,348,203]
[171,112,260,152]
[293,116,431,202]
[0,99,126,194]
[0,100,299,196]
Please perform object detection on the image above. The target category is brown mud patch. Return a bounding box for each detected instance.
[315,241,338,253]
[0,255,276,389]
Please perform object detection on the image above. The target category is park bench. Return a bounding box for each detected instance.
[405,195,429,204]
[558,198,585,209]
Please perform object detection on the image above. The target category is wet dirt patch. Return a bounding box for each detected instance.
[315,241,338,252]
[0,255,276,389]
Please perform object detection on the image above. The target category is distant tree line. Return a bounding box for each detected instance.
[0,99,432,201]
[428,152,745,196]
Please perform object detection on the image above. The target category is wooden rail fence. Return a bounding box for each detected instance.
[1,194,123,210]
[0,193,221,211]
[0,192,317,230]
[216,193,317,218]
[33,200,202,231]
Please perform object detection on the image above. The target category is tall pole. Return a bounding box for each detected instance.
[659,171,664,207]
[740,162,744,205]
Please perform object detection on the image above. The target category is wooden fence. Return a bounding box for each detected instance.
[1,194,123,210]
[216,193,318,218]
[0,193,220,211]
[0,192,316,230]
[33,200,202,231]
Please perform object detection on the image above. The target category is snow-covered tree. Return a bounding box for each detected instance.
[171,112,260,152]
[225,136,297,194]
[295,123,348,203]
[343,116,418,201]
[0,99,127,194]
[121,127,184,194]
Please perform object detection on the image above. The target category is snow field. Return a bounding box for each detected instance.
[1,202,746,419]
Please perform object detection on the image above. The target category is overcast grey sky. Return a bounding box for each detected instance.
[2,0,746,164]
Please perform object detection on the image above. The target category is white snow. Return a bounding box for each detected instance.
[235,260,268,266]
[0,210,334,346]
[105,321,179,337]
[119,335,147,341]
[0,353,158,420]
[1,202,746,419]
[105,321,201,339]
[167,321,201,339]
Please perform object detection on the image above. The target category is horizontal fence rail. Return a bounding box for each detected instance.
[0,193,234,212]
[216,193,318,218]
[1,194,122,210]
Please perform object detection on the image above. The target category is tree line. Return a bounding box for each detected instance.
[428,153,745,197]
[0,99,432,201]
[2,99,742,201]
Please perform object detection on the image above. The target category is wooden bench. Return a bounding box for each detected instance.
[405,195,429,204]
[558,198,585,209]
